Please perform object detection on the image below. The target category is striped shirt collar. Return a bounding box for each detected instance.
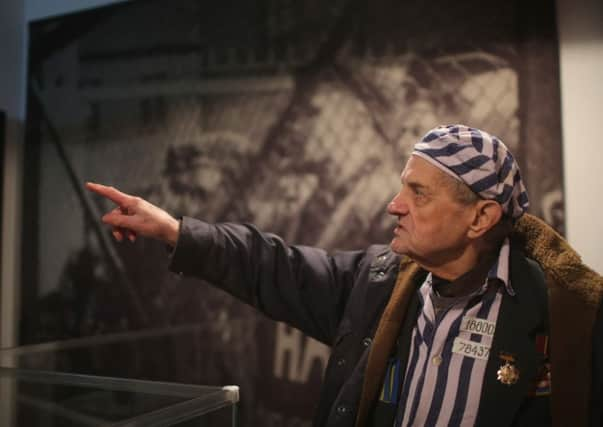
[423,237,514,298]
[487,237,514,296]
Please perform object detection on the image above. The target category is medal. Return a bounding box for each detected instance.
[497,353,520,385]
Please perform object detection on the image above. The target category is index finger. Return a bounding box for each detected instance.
[86,182,133,206]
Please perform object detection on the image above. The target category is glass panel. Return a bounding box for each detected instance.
[0,367,238,427]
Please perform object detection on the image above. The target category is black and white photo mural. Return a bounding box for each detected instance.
[22,0,563,425]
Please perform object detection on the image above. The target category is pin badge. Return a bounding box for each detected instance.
[497,353,520,385]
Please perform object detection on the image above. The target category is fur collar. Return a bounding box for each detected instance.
[514,214,603,307]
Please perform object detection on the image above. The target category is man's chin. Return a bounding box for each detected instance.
[390,238,409,255]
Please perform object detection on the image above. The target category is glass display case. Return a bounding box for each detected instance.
[0,325,243,426]
[0,366,239,426]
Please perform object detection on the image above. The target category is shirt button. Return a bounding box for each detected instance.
[362,337,372,347]
[432,355,443,366]
[337,357,346,367]
[336,405,349,415]
[378,255,387,262]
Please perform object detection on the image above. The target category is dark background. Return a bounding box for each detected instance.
[0,110,4,267]
[20,0,563,425]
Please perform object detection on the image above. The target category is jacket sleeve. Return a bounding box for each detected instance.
[168,216,368,345]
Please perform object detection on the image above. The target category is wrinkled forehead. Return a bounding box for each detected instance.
[400,155,457,187]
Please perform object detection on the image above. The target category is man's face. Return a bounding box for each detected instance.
[387,156,476,267]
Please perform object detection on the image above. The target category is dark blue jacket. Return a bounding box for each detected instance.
[169,215,602,427]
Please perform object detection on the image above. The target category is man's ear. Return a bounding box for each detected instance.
[467,200,503,239]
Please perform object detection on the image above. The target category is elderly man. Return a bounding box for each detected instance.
[87,124,602,427]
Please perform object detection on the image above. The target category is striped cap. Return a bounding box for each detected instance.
[412,124,529,219]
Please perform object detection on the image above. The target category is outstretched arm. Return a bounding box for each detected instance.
[86,182,180,246]
[86,181,366,343]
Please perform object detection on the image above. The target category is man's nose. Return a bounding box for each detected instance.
[387,191,408,216]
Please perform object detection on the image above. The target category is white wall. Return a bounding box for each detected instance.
[557,0,603,274]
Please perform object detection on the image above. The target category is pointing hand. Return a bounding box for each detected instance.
[86,182,180,247]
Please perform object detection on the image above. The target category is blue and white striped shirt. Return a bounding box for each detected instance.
[395,238,513,427]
